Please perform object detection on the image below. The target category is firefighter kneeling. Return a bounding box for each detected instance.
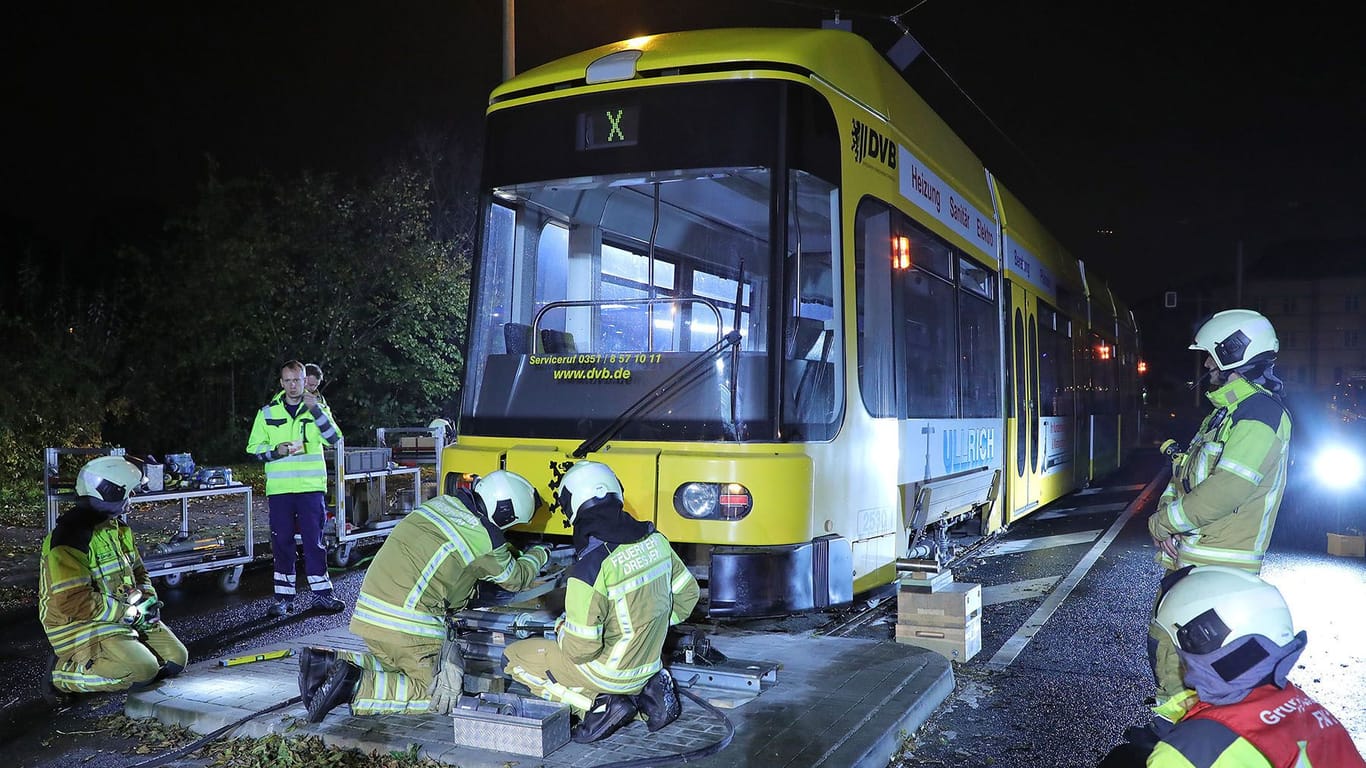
[39,457,188,701]
[504,461,699,743]
[298,470,550,721]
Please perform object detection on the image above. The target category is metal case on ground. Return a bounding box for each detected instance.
[450,692,570,757]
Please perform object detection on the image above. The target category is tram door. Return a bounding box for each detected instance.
[1005,281,1042,521]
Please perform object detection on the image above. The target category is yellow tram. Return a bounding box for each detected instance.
[441,28,1142,617]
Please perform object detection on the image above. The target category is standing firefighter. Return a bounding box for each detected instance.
[39,456,187,700]
[298,471,550,722]
[504,460,699,743]
[246,359,345,616]
[1140,309,1292,742]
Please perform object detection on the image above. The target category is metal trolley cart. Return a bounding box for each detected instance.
[44,447,254,594]
[322,436,418,568]
[320,424,446,568]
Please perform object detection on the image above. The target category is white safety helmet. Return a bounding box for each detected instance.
[556,460,624,527]
[1190,309,1279,372]
[1153,566,1295,655]
[473,470,541,530]
[75,456,145,513]
[428,418,452,435]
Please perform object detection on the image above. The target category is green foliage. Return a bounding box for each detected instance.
[0,147,476,504]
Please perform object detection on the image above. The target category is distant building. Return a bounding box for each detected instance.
[1236,239,1366,402]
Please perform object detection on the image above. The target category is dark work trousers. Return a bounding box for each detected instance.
[267,491,334,599]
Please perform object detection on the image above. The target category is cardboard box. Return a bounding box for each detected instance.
[451,693,569,757]
[1327,533,1366,558]
[897,582,981,628]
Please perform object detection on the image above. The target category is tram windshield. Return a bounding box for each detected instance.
[460,81,842,443]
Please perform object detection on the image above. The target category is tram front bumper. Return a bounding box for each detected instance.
[707,534,852,618]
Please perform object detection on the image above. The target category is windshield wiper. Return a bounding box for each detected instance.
[573,330,743,458]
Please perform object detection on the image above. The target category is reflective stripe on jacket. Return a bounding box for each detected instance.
[39,506,153,655]
[559,531,700,694]
[349,493,544,641]
[245,390,342,495]
[1149,377,1291,572]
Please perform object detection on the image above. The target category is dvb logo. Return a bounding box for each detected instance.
[851,118,897,170]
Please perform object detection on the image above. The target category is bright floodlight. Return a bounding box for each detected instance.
[1312,445,1365,490]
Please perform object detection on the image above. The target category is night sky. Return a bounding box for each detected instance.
[6,2,1363,304]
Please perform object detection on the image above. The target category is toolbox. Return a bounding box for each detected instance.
[343,447,392,474]
[450,692,570,757]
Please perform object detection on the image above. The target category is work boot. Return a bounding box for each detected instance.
[41,652,73,707]
[571,693,637,743]
[306,658,361,723]
[631,668,681,732]
[298,647,336,709]
[266,598,293,618]
[310,593,346,614]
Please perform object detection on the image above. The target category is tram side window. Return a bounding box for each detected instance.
[1091,332,1118,415]
[958,257,999,417]
[1037,301,1074,416]
[902,266,957,417]
[855,201,897,418]
[855,197,1000,421]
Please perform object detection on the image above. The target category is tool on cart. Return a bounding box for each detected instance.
[187,466,233,489]
[163,453,197,490]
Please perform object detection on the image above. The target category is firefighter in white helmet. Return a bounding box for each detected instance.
[298,470,550,722]
[39,456,187,701]
[1145,566,1364,766]
[503,460,699,743]
[1139,309,1293,740]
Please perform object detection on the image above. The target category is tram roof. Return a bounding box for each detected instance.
[491,27,1131,333]
[493,27,906,108]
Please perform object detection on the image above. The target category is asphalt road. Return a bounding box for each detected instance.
[2,449,1363,768]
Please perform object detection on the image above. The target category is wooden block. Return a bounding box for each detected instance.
[897,581,981,624]
[899,571,953,593]
[895,620,982,661]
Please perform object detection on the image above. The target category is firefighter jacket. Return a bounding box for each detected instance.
[349,493,547,642]
[245,390,342,496]
[39,503,157,656]
[1148,376,1291,572]
[1149,682,1366,767]
[558,527,700,695]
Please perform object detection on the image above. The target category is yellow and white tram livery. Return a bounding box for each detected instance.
[443,28,1142,617]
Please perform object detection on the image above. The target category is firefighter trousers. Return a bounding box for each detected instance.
[504,637,607,716]
[342,628,441,715]
[52,623,187,694]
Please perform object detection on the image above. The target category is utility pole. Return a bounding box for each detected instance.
[503,0,516,81]
[1235,240,1244,306]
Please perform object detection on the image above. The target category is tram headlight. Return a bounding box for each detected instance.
[1312,445,1365,490]
[673,482,752,521]
[444,471,480,496]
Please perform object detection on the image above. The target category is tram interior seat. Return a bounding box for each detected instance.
[504,322,533,354]
[540,328,578,354]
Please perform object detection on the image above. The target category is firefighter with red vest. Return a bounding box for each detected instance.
[1147,566,1364,767]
